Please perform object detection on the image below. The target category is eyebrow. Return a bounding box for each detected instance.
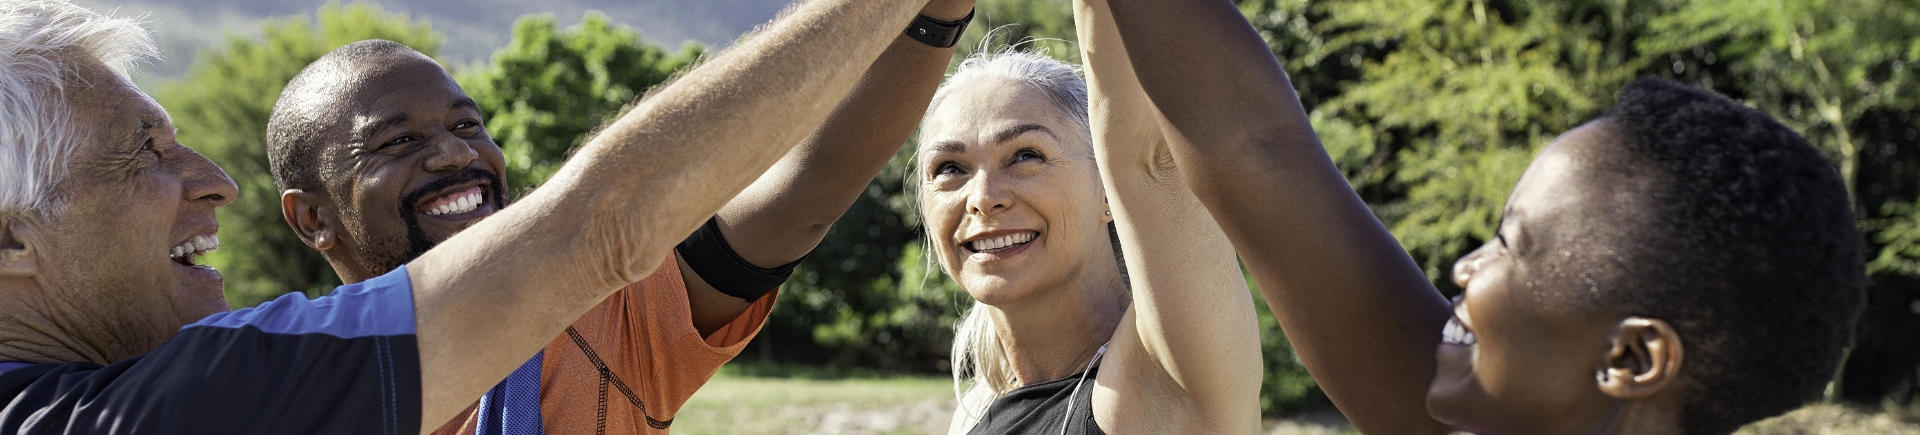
[354,97,483,140]
[354,113,410,140]
[994,124,1055,145]
[133,116,175,140]
[925,124,1057,155]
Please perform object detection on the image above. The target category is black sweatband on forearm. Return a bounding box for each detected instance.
[675,216,801,301]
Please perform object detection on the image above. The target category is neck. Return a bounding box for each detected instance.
[1595,398,1683,435]
[323,247,385,284]
[0,280,141,364]
[991,267,1129,387]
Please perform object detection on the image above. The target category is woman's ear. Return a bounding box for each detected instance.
[281,189,337,251]
[0,217,40,278]
[1596,316,1684,399]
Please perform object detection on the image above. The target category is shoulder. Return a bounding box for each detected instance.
[187,265,417,338]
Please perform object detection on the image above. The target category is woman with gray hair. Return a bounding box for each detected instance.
[917,9,1263,434]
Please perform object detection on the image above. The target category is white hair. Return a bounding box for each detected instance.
[922,48,1094,426]
[0,0,158,217]
[928,49,1090,143]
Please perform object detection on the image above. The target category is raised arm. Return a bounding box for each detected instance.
[1098,0,1452,432]
[403,1,931,431]
[684,0,976,332]
[1074,0,1261,431]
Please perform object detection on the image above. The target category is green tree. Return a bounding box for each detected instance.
[455,13,704,194]
[1304,0,1652,281]
[953,0,1079,65]
[156,2,442,307]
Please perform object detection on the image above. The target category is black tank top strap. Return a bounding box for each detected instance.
[963,365,1108,435]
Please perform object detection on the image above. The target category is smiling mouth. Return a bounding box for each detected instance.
[421,186,485,216]
[1442,316,1477,345]
[168,234,218,267]
[963,231,1038,254]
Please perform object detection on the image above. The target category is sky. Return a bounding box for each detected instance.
[78,0,793,81]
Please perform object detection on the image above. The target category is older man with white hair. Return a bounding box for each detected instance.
[0,0,932,432]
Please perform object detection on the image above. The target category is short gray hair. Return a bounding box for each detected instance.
[928,49,1090,140]
[0,0,158,216]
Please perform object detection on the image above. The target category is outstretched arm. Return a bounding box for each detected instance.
[1075,0,1262,431]
[685,0,976,333]
[403,0,931,431]
[1099,0,1452,432]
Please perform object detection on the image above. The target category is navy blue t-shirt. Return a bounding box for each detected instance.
[0,266,422,434]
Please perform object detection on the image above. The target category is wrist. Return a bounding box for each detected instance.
[905,8,974,49]
[919,4,974,22]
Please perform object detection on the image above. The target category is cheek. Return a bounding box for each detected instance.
[1029,170,1106,236]
[919,191,962,248]
[476,141,507,170]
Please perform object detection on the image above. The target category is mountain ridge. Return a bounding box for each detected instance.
[79,0,793,81]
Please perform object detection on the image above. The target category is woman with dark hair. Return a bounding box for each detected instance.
[1078,0,1867,434]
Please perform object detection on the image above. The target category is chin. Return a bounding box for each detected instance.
[176,290,232,318]
[959,274,1038,307]
[1424,376,1493,432]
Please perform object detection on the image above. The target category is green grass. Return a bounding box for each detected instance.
[674,367,1918,434]
[674,370,956,435]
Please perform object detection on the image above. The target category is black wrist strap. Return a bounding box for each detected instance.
[676,216,801,302]
[905,9,975,49]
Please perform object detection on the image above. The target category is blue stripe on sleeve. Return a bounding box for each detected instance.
[0,362,28,375]
[476,352,546,435]
[184,265,417,338]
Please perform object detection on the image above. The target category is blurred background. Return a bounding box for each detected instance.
[82,0,1919,433]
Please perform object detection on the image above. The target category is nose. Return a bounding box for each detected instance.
[1451,243,1489,289]
[180,146,237,208]
[964,170,1013,217]
[422,134,479,172]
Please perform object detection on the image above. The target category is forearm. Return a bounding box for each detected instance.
[1101,0,1451,432]
[715,3,972,267]
[683,2,971,331]
[403,0,931,431]
[1075,0,1261,426]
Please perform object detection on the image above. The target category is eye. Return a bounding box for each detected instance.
[933,161,964,177]
[382,134,419,149]
[452,120,480,131]
[139,138,161,158]
[1011,148,1044,164]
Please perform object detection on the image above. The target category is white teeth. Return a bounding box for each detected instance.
[968,232,1037,252]
[1442,317,1477,345]
[169,234,219,260]
[426,190,483,216]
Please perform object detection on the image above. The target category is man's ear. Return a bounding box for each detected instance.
[281,189,337,251]
[1596,317,1684,399]
[0,217,39,278]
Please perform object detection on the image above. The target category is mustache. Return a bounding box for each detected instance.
[398,168,506,212]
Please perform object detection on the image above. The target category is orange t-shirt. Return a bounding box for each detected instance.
[432,253,778,434]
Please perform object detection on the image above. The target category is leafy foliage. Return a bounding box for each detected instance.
[455,13,704,195]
